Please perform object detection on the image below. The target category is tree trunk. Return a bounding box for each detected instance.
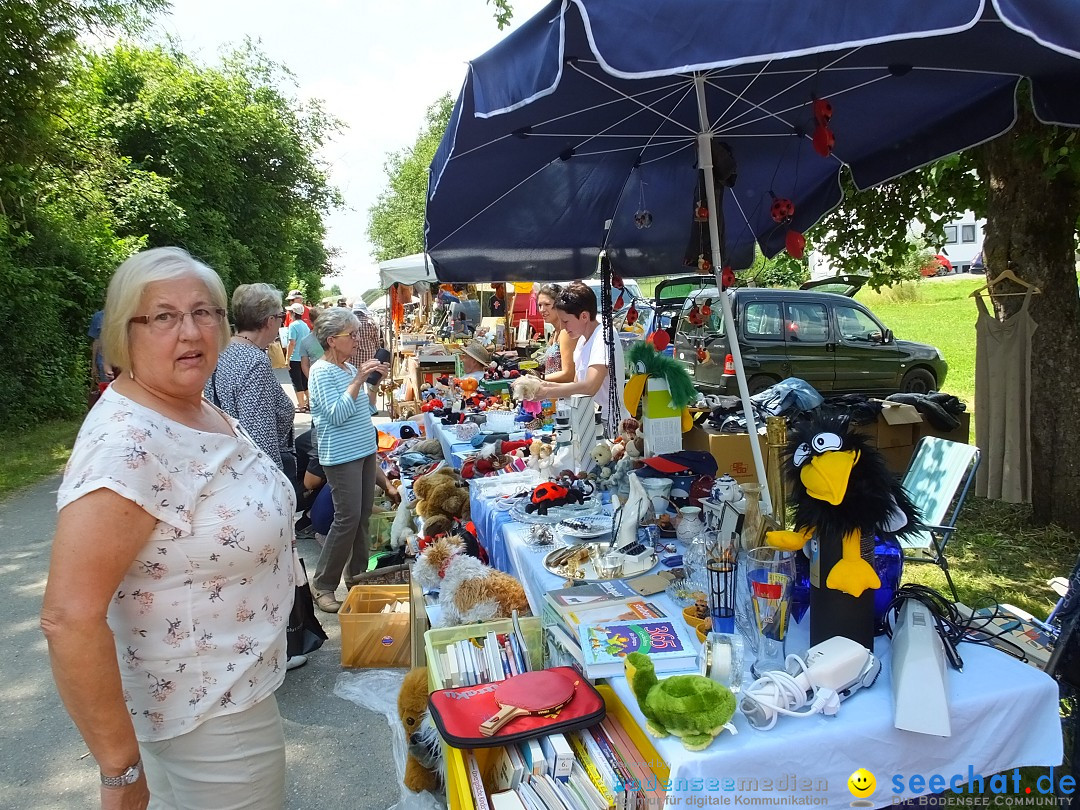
[980,106,1080,536]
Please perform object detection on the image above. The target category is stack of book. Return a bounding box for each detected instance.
[542,581,699,680]
[463,716,666,810]
[430,613,534,689]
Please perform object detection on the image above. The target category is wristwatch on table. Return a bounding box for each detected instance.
[100,759,142,788]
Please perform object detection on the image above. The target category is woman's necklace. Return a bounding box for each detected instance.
[236,333,260,347]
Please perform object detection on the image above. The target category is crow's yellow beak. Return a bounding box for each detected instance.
[800,449,859,505]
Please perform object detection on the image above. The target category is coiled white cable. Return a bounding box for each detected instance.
[739,653,842,731]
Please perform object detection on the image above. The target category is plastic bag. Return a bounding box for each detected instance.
[334,670,445,810]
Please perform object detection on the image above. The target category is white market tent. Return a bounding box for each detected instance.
[378,252,436,289]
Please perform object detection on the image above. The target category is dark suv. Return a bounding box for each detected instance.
[667,282,947,396]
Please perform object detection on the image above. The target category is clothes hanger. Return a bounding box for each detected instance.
[969,267,1042,298]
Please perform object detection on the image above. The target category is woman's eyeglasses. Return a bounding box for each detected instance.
[129,308,227,331]
[333,331,360,340]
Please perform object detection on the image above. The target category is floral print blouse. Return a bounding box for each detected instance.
[57,387,296,742]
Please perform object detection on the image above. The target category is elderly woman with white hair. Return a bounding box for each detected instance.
[306,307,389,613]
[205,283,295,476]
[41,247,296,809]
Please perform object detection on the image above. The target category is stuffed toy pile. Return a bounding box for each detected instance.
[412,467,470,540]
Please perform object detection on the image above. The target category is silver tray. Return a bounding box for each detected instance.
[543,542,658,582]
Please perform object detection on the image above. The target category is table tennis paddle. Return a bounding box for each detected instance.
[478,670,577,737]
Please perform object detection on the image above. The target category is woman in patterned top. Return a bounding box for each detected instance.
[536,283,576,382]
[41,248,295,810]
[205,283,294,475]
[306,307,389,613]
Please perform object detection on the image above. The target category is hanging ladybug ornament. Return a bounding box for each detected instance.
[612,273,626,310]
[812,97,833,126]
[694,201,709,222]
[721,266,736,290]
[625,302,638,326]
[648,330,670,352]
[786,229,807,259]
[811,96,836,158]
[697,254,712,272]
[687,303,703,327]
[770,195,795,224]
[701,298,712,319]
[697,344,709,363]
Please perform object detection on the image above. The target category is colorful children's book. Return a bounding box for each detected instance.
[578,618,698,679]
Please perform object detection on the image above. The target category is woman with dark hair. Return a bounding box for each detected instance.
[535,283,576,382]
[533,281,629,436]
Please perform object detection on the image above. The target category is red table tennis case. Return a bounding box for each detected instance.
[427,666,606,748]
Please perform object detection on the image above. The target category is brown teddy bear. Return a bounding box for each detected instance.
[412,468,471,525]
[398,667,441,793]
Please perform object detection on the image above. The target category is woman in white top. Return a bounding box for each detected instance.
[41,248,295,810]
[533,281,629,437]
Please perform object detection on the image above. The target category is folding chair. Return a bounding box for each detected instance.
[897,436,981,601]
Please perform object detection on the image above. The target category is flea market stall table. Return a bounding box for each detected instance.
[466,487,1064,810]
[422,412,475,470]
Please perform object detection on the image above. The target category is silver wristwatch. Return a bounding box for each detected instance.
[100,759,142,788]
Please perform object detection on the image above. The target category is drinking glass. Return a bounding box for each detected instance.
[744,547,795,677]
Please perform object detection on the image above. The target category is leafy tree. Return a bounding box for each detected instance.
[488,0,514,29]
[741,247,809,288]
[0,0,164,426]
[82,41,342,293]
[367,94,454,262]
[811,96,1080,536]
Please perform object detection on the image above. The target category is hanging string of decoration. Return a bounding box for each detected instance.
[634,174,653,229]
[600,258,620,438]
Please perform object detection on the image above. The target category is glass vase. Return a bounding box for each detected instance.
[740,483,764,550]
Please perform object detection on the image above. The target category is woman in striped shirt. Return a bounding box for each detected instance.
[306,308,390,613]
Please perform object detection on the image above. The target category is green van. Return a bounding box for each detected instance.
[665,279,947,396]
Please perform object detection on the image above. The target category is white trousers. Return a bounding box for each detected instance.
[141,694,285,810]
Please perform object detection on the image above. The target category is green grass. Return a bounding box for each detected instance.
[0,417,83,500]
[857,277,982,408]
[902,495,1070,617]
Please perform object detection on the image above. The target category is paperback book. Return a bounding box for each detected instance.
[578,618,698,679]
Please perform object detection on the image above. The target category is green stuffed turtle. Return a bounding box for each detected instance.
[624,651,737,751]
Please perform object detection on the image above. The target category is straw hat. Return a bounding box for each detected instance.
[463,340,492,366]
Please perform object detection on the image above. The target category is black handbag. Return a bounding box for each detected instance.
[288,557,328,658]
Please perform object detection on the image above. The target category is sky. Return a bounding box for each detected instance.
[148,0,549,296]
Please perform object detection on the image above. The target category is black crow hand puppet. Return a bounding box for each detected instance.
[767,412,920,646]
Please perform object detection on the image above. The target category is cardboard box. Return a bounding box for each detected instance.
[340,584,411,668]
[683,426,769,484]
[913,410,972,444]
[877,445,916,475]
[854,402,922,449]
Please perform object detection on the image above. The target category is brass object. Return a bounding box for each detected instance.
[765,416,788,530]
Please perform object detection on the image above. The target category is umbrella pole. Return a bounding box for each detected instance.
[694,74,774,518]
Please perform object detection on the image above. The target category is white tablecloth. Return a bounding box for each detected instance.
[478,497,1064,809]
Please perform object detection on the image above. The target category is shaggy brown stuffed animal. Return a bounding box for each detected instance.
[412,468,471,524]
[398,667,441,793]
[412,537,531,627]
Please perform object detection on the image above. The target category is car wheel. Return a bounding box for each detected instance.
[747,375,777,395]
[900,368,936,394]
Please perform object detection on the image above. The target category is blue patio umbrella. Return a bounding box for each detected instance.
[425,0,1080,508]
